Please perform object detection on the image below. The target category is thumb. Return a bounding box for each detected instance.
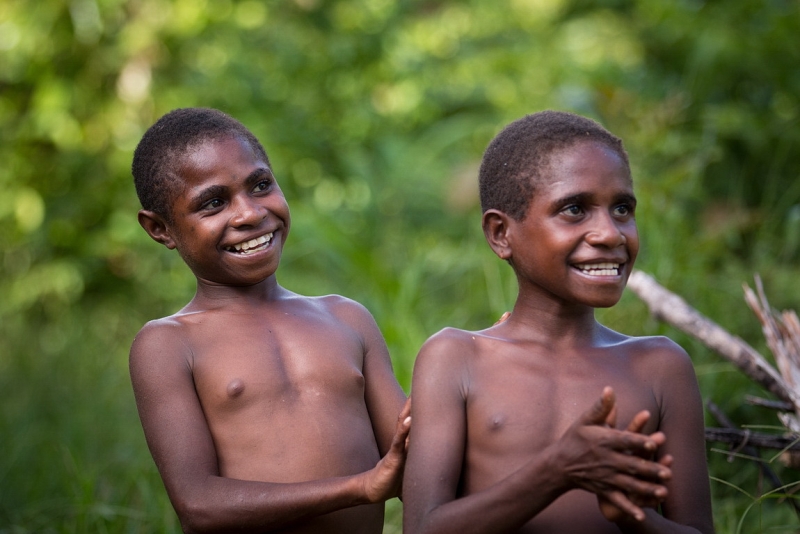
[579,387,616,426]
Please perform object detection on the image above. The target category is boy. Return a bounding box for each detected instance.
[129,107,410,534]
[403,111,714,533]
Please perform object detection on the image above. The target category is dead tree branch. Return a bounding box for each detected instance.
[627,270,799,407]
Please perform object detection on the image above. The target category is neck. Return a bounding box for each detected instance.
[503,291,602,348]
[188,275,286,310]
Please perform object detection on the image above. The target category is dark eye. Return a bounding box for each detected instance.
[253,180,271,193]
[202,198,224,210]
[614,204,633,217]
[562,204,583,217]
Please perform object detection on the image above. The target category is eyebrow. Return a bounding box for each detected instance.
[244,167,273,185]
[551,191,637,208]
[189,184,227,207]
[188,167,273,207]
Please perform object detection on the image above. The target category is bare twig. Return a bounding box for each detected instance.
[627,270,798,406]
[745,395,795,412]
[704,428,800,452]
[706,400,800,515]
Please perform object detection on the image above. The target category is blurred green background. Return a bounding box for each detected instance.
[1,0,799,532]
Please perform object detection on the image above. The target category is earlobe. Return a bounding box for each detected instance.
[138,210,177,249]
[482,209,513,260]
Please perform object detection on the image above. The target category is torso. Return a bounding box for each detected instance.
[174,293,384,533]
[459,329,665,533]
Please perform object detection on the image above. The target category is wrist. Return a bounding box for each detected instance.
[545,442,578,493]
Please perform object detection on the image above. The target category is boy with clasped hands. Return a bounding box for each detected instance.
[403,111,714,534]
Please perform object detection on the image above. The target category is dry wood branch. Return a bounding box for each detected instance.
[627,270,798,406]
[746,395,795,412]
[705,428,800,452]
[745,276,800,402]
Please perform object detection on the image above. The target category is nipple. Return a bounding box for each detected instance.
[488,413,506,431]
[227,378,245,398]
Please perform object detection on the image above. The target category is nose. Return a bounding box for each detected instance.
[230,194,267,227]
[585,211,626,248]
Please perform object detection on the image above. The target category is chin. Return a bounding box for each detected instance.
[583,291,625,309]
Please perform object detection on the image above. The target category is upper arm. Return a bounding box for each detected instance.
[403,331,470,531]
[334,298,407,455]
[129,321,219,512]
[651,339,715,533]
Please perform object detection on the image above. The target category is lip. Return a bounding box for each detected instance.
[223,230,277,255]
[571,260,628,278]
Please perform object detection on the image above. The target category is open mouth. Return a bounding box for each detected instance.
[573,262,621,277]
[226,232,274,255]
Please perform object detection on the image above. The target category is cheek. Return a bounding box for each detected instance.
[627,227,640,259]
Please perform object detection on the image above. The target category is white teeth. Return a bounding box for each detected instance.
[575,262,620,276]
[229,232,273,254]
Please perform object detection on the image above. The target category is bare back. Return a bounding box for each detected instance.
[404,323,712,533]
[131,289,405,533]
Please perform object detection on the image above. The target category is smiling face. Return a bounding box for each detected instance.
[140,134,291,287]
[487,140,639,309]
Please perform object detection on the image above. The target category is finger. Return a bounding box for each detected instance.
[398,396,412,421]
[625,410,650,433]
[579,387,615,426]
[609,468,671,496]
[602,490,646,522]
[605,403,618,428]
[612,454,672,492]
[493,311,511,325]
[604,429,661,456]
[647,430,666,448]
[657,454,673,468]
[605,451,672,483]
[389,399,413,453]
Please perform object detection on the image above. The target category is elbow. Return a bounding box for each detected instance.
[172,495,223,534]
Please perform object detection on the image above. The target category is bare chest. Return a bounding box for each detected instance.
[180,311,377,481]
[187,314,366,415]
[463,350,660,483]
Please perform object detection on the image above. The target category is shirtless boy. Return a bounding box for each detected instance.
[403,111,714,533]
[129,107,410,534]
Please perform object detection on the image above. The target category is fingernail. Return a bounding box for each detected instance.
[404,416,411,425]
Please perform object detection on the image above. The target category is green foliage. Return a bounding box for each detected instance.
[1,0,799,532]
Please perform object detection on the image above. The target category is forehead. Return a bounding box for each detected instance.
[176,135,264,180]
[539,140,631,187]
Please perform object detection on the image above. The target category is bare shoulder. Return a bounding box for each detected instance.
[621,334,693,371]
[131,315,187,355]
[308,293,373,320]
[613,333,701,408]
[413,327,480,381]
[128,315,198,378]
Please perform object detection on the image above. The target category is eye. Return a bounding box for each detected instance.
[562,204,584,217]
[253,179,271,193]
[202,198,224,210]
[614,203,634,217]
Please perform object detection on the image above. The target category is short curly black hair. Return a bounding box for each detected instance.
[479,110,629,220]
[132,108,270,220]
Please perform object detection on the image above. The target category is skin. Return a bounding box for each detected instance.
[403,140,714,534]
[131,134,409,534]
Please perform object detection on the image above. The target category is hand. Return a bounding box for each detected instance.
[554,388,671,522]
[597,409,672,523]
[494,311,511,326]
[362,397,412,503]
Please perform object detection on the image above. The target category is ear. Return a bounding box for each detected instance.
[138,209,177,249]
[482,209,513,261]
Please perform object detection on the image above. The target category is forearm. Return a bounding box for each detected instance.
[409,454,567,534]
[172,471,372,534]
